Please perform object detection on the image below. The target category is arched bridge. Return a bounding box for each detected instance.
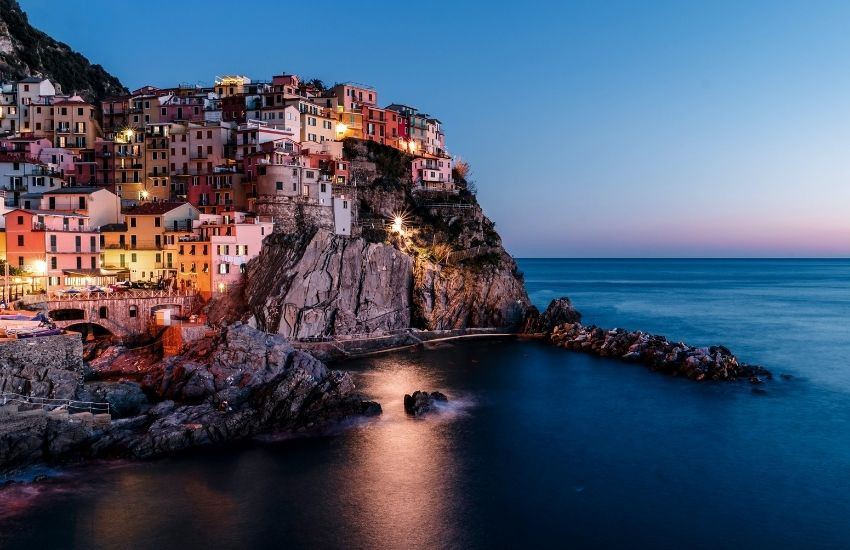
[25,290,201,339]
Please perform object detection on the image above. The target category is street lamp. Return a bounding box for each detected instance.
[32,260,47,293]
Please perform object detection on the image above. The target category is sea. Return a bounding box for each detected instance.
[1,259,849,549]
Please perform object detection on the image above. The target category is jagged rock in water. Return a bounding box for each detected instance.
[0,0,126,102]
[547,319,771,382]
[522,296,582,334]
[403,390,448,416]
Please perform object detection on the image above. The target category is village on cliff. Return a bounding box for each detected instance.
[0,74,455,307]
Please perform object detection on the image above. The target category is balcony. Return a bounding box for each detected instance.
[34,223,95,232]
[56,126,70,134]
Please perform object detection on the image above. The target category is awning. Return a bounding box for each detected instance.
[61,268,131,277]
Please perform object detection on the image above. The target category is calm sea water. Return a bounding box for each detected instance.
[2,259,850,549]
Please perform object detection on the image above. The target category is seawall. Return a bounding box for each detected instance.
[0,333,85,399]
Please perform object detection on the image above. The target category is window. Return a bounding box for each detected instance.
[76,257,82,269]
[99,306,108,319]
[129,305,137,318]
[51,257,57,269]
[130,217,136,228]
[90,257,96,269]
[219,263,230,274]
[276,181,283,191]
[155,217,161,227]
[16,235,23,246]
[131,253,137,263]
[90,236,96,252]
[18,256,23,267]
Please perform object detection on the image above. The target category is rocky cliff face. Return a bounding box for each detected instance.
[0,0,126,101]
[244,229,413,337]
[226,140,531,338]
[0,324,379,472]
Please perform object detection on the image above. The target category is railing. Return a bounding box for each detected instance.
[1,392,110,416]
[33,223,96,232]
[22,288,199,304]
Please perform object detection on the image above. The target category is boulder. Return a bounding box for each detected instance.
[404,390,449,416]
[524,297,583,334]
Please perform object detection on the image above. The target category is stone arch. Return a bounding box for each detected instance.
[55,317,128,339]
[64,322,114,338]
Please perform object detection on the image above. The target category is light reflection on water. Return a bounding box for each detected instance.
[2,260,850,549]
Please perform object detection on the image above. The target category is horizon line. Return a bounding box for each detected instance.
[513,257,850,260]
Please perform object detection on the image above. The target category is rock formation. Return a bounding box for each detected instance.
[523,297,582,333]
[0,0,126,102]
[0,324,380,473]
[244,229,413,338]
[403,391,448,416]
[223,139,531,339]
[0,333,84,399]
[537,298,770,382]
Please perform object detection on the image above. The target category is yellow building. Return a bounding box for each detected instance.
[53,96,99,152]
[101,202,199,283]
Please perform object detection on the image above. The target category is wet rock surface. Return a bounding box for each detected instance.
[523,297,582,334]
[404,390,448,416]
[549,321,770,381]
[0,324,380,474]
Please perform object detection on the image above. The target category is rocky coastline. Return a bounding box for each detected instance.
[528,298,771,382]
[0,324,379,476]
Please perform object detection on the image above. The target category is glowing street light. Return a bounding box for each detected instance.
[141,190,150,200]
[335,123,348,136]
[33,260,46,275]
[391,216,403,233]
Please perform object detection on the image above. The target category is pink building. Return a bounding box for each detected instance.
[330,83,377,112]
[4,208,101,287]
[411,154,454,191]
[169,122,231,176]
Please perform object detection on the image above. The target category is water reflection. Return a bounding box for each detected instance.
[334,355,468,547]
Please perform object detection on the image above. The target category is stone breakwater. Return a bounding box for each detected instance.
[528,297,770,382]
[549,322,770,381]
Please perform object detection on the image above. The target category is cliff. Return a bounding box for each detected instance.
[225,140,531,338]
[0,0,126,101]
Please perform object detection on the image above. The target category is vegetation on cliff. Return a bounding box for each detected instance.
[0,0,127,102]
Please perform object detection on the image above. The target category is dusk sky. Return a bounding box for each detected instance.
[20,0,850,257]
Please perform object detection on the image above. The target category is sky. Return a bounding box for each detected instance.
[18,0,850,257]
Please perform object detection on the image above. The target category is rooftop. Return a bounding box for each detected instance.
[122,201,192,215]
[43,186,107,195]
